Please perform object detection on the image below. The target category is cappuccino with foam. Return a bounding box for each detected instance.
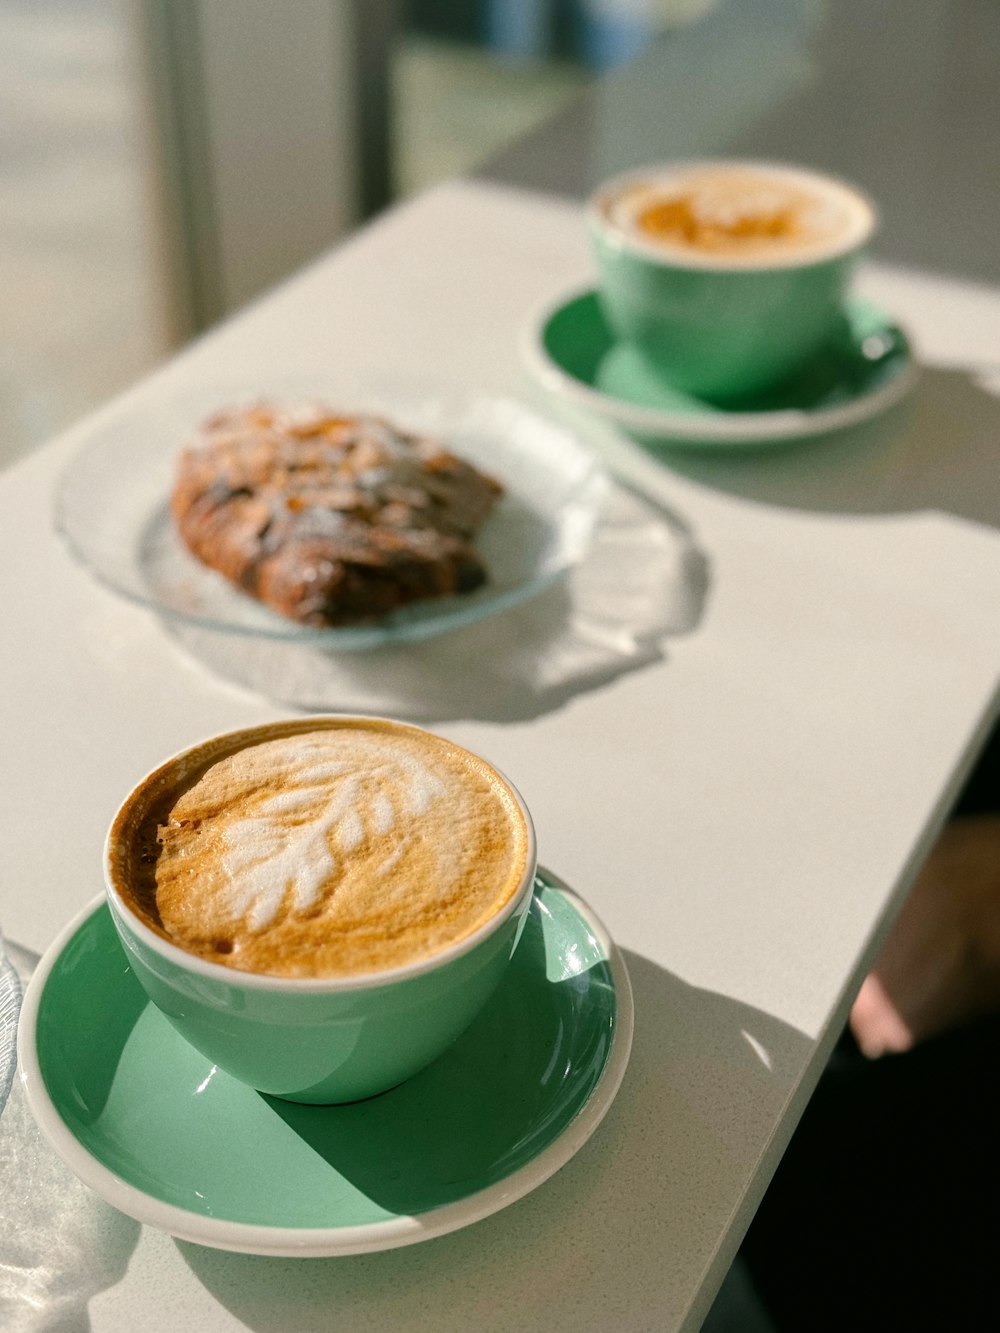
[109,718,530,979]
[589,159,876,397]
[597,162,874,267]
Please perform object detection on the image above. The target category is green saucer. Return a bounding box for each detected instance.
[524,288,917,446]
[18,875,632,1256]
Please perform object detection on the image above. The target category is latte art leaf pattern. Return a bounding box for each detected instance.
[130,722,529,977]
[218,745,447,931]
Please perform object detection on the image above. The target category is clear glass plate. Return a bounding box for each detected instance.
[54,387,608,650]
[0,934,22,1117]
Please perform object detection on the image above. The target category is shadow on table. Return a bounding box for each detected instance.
[162,483,711,723]
[652,365,1000,529]
[175,951,812,1333]
[257,906,611,1214]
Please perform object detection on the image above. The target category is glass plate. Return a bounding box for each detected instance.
[0,934,22,1117]
[54,388,609,650]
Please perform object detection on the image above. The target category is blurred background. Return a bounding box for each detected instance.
[0,0,712,469]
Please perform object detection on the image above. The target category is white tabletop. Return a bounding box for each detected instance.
[3,167,1000,1330]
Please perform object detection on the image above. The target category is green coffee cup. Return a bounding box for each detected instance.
[104,717,537,1104]
[589,160,876,401]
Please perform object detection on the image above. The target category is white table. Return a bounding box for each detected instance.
[4,173,1000,1331]
[4,9,1000,1329]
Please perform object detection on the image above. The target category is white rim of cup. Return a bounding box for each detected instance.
[588,159,878,271]
[103,714,538,994]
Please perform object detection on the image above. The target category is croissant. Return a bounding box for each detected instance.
[171,403,503,626]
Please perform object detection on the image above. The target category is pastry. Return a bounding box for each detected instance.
[171,402,504,626]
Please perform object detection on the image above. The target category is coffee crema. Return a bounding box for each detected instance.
[600,164,873,265]
[109,719,530,979]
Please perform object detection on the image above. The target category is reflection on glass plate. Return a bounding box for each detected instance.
[55,389,609,650]
[0,934,22,1117]
[164,481,709,721]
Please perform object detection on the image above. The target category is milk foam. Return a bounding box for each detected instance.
[601,163,874,267]
[118,721,529,978]
[212,739,449,931]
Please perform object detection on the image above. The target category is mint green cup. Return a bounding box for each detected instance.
[104,719,537,1104]
[589,161,877,400]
